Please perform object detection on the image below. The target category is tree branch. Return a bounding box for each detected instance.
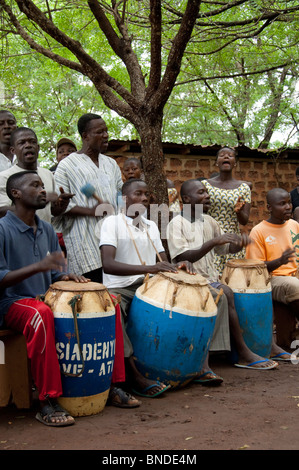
[150,0,202,112]
[258,66,289,149]
[146,0,162,97]
[0,0,84,73]
[88,0,146,99]
[11,0,139,109]
[175,60,293,84]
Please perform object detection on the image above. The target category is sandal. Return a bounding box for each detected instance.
[193,371,223,386]
[108,387,141,408]
[35,400,75,427]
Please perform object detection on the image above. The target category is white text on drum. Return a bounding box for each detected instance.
[56,340,115,376]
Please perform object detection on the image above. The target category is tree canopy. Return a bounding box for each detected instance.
[0,1,298,198]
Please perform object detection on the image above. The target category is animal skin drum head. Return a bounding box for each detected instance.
[48,281,106,292]
[225,259,266,268]
[159,270,208,286]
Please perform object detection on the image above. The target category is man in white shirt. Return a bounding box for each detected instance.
[0,127,73,223]
[53,113,123,280]
[0,110,17,171]
[100,179,194,397]
[167,179,278,375]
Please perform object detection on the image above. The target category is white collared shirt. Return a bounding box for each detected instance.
[100,213,164,288]
[0,152,16,172]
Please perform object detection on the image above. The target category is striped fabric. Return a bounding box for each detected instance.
[53,152,123,275]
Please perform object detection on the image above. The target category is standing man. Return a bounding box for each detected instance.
[0,170,89,426]
[0,109,17,171]
[53,113,123,281]
[0,127,72,221]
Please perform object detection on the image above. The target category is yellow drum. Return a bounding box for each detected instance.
[221,259,273,357]
[127,271,218,388]
[44,281,115,417]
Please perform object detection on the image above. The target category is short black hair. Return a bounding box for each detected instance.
[77,113,103,136]
[10,127,37,146]
[0,109,16,118]
[6,170,38,202]
[295,166,299,176]
[180,178,202,199]
[266,187,289,205]
[122,178,146,195]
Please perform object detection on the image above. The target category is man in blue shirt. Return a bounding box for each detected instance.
[0,170,89,426]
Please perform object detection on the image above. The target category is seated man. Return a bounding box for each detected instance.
[166,179,278,376]
[100,178,194,397]
[0,170,90,427]
[246,187,299,361]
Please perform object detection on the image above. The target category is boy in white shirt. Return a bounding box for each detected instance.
[100,179,193,397]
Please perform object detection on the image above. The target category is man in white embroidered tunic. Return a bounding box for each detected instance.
[53,113,123,281]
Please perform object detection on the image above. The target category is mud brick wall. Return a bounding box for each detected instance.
[108,140,299,232]
[164,156,299,232]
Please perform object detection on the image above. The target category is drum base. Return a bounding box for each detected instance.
[230,291,273,361]
[128,294,216,389]
[57,389,110,417]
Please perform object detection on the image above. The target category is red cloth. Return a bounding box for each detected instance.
[111,296,126,383]
[5,298,63,401]
[5,295,126,400]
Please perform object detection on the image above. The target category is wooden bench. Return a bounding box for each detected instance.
[0,329,32,409]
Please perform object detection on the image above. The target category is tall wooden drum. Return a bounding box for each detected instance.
[44,281,115,417]
[221,259,273,358]
[126,271,218,388]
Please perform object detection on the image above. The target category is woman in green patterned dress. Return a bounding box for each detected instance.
[202,147,252,276]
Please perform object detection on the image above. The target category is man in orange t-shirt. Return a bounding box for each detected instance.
[247,188,299,348]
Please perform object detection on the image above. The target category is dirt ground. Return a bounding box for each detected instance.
[1,353,299,453]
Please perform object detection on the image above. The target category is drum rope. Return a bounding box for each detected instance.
[63,294,85,377]
[122,214,162,292]
[38,292,85,377]
[122,213,163,263]
[223,264,271,287]
[158,273,222,311]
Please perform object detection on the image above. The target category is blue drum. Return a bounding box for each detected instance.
[44,281,115,416]
[221,259,273,358]
[126,272,218,388]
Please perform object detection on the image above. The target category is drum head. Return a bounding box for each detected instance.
[159,271,208,286]
[225,259,266,269]
[49,281,106,292]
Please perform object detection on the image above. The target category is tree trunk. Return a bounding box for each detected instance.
[135,112,170,256]
[135,112,168,206]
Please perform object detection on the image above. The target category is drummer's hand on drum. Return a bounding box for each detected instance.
[153,261,179,274]
[175,260,196,275]
[59,273,91,283]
